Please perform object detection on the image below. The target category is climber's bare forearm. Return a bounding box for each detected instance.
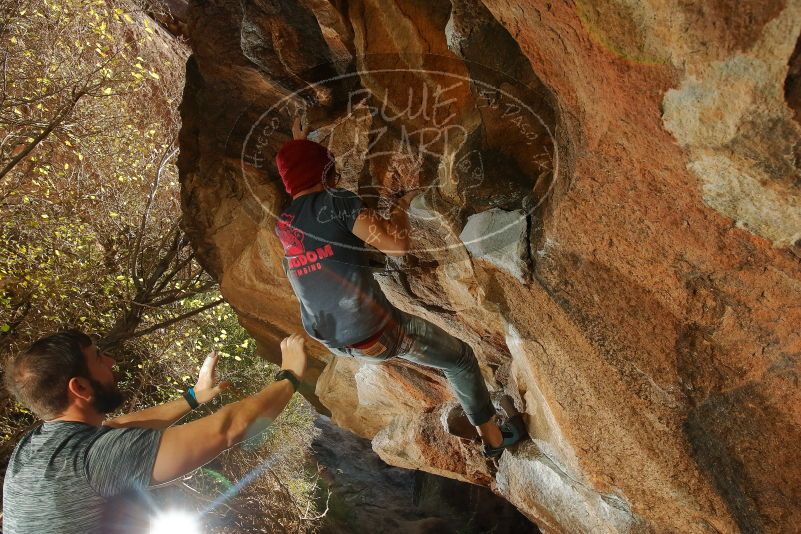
[389,203,410,234]
[353,208,410,256]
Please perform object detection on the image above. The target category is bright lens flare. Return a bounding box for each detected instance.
[150,511,201,534]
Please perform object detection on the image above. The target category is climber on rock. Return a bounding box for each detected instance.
[272,115,527,458]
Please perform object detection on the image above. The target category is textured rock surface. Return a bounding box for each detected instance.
[312,415,536,533]
[177,1,801,532]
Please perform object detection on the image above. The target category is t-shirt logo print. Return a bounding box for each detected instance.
[276,214,306,256]
[276,213,335,277]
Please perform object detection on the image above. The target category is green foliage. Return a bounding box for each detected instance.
[0,1,323,531]
[0,0,191,350]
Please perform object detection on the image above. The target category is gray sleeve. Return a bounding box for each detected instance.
[330,189,364,232]
[85,427,163,497]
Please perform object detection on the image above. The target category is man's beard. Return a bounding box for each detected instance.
[89,378,124,414]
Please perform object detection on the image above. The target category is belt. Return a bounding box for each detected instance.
[346,324,389,349]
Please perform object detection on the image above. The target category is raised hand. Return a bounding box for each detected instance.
[396,189,422,209]
[279,334,308,380]
[193,351,232,404]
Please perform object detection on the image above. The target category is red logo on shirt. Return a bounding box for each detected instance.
[276,213,336,277]
[276,214,306,256]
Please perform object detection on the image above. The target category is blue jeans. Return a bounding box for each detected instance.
[330,310,496,426]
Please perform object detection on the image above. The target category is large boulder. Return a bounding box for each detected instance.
[177,0,801,532]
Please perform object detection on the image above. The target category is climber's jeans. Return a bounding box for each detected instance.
[330,309,496,427]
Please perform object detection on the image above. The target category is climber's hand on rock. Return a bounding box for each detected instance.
[396,189,422,210]
[292,115,309,140]
[280,333,308,380]
[393,190,423,216]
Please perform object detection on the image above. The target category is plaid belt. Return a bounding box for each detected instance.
[345,324,389,349]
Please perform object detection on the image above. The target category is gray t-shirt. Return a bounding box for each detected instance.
[2,421,162,534]
[275,188,395,348]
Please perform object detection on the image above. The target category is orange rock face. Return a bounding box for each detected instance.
[178,1,801,532]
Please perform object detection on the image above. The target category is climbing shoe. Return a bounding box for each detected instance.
[482,413,528,459]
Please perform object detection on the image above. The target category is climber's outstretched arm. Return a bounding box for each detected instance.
[352,208,409,256]
[351,191,419,256]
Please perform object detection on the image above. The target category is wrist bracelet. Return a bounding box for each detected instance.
[183,387,199,410]
[274,369,300,392]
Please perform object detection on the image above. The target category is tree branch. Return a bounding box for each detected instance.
[139,226,182,292]
[145,280,217,308]
[151,247,195,295]
[131,144,178,287]
[116,297,225,342]
[0,88,85,181]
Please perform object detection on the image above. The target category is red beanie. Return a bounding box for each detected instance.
[275,139,336,196]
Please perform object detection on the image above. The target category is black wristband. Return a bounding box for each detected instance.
[182,388,199,410]
[274,369,300,392]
